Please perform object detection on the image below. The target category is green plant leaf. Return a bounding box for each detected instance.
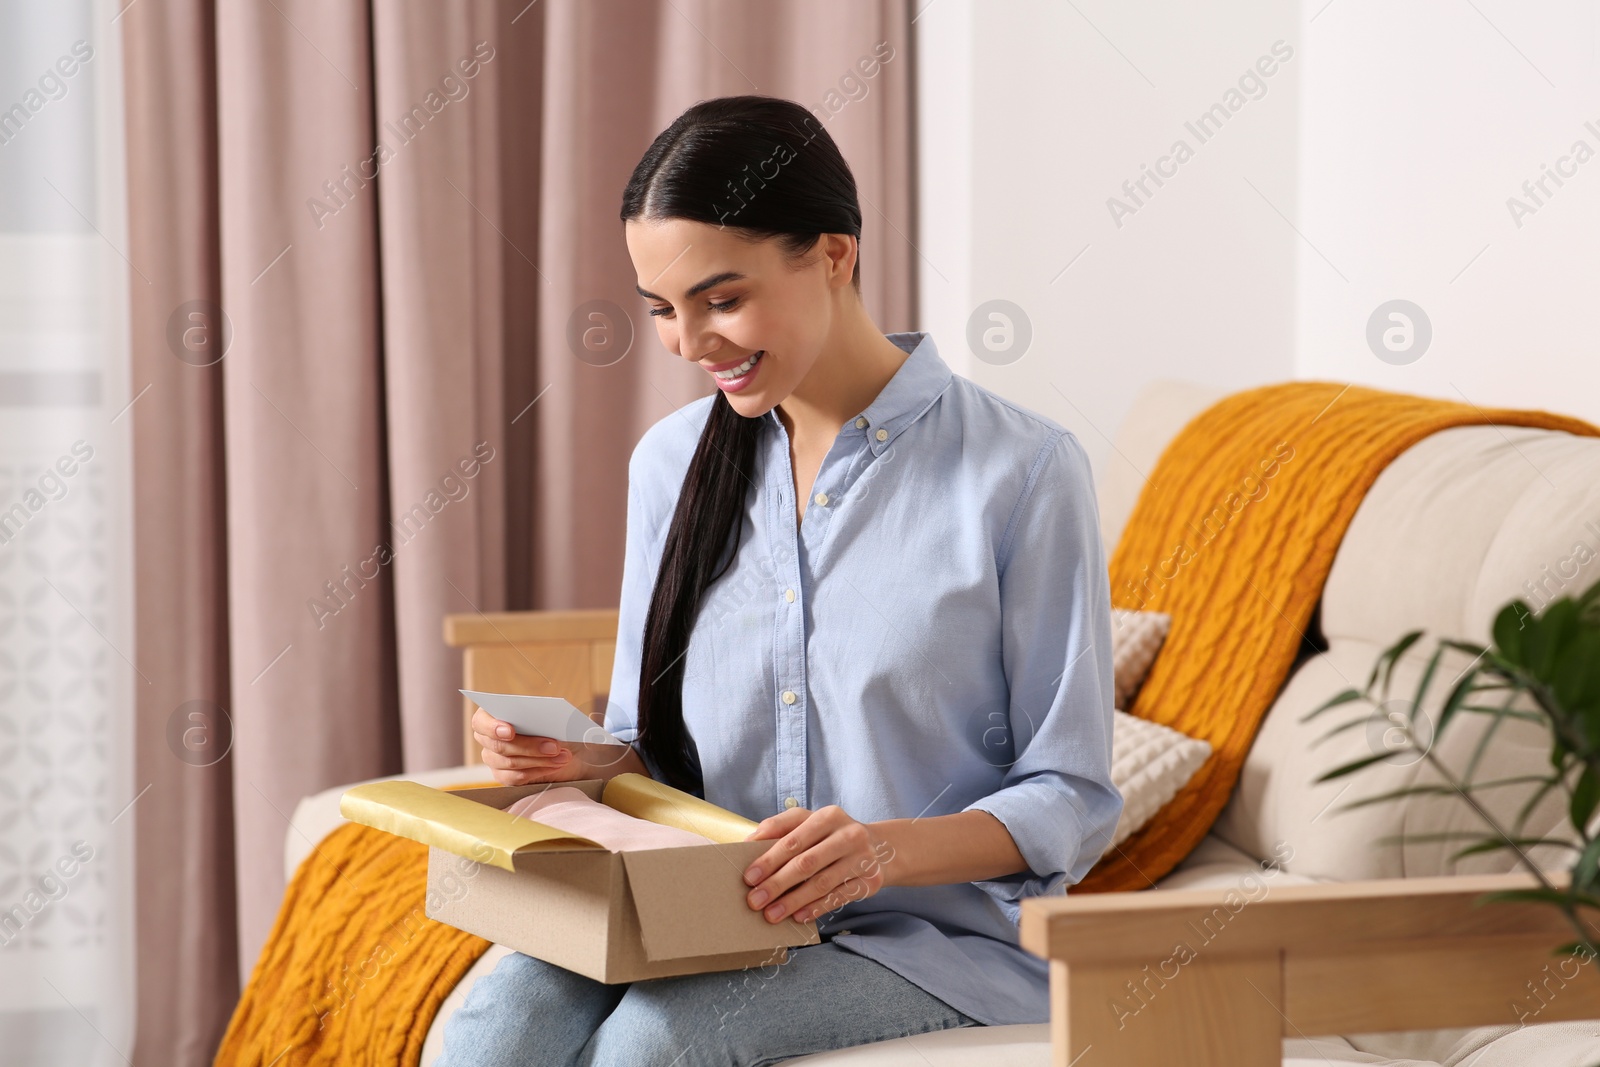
[1436,667,1487,739]
[1577,575,1600,622]
[1301,688,1365,723]
[1528,599,1581,682]
[1409,643,1447,724]
[1571,767,1600,836]
[1477,887,1586,908]
[1492,601,1534,668]
[1464,690,1519,784]
[1553,629,1600,721]
[1514,774,1570,838]
[1449,838,1578,862]
[1375,830,1503,844]
[1314,752,1396,783]
[1378,630,1425,698]
[1456,773,1558,790]
[1454,705,1546,725]
[1341,776,1559,815]
[1337,785,1477,810]
[1575,836,1600,894]
[1311,715,1379,748]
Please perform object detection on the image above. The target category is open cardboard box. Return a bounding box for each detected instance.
[339,773,820,982]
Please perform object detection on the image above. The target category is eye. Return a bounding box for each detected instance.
[646,298,740,319]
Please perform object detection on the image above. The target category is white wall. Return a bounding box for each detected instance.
[917,0,1302,483]
[1295,0,1600,426]
[918,0,1600,482]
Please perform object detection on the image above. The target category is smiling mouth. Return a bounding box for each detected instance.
[711,351,764,379]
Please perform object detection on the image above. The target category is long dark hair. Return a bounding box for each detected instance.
[619,95,864,792]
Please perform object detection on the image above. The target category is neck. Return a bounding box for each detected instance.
[775,303,909,445]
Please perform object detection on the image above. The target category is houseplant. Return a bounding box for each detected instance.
[1305,576,1600,964]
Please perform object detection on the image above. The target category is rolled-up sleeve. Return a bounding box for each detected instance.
[962,431,1122,905]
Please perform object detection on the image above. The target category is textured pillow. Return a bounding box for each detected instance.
[1107,710,1212,850]
[1112,608,1171,709]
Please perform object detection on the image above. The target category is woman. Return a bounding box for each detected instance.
[438,94,1121,1067]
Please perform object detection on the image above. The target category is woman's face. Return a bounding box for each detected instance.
[625,216,850,419]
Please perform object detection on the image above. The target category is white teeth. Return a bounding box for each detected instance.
[714,351,763,379]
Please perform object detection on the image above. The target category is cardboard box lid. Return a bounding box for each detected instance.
[340,779,606,871]
[338,774,762,871]
[599,773,759,844]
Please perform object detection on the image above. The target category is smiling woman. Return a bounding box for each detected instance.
[441,94,1120,1067]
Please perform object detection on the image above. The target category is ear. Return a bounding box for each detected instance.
[821,232,858,289]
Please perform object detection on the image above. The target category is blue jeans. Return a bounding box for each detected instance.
[435,941,979,1066]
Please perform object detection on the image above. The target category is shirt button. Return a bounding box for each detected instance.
[784,588,795,603]
[813,491,829,507]
[875,428,888,442]
[784,797,799,809]
[855,417,867,429]
[782,690,797,705]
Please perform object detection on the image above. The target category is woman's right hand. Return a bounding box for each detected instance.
[471,708,642,785]
[472,708,586,785]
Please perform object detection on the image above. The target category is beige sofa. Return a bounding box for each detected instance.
[287,379,1600,1064]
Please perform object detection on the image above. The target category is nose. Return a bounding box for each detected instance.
[675,318,721,364]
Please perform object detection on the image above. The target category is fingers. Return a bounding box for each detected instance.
[744,806,809,841]
[485,755,579,786]
[474,726,564,760]
[744,806,879,922]
[476,727,578,786]
[785,864,878,923]
[471,707,515,742]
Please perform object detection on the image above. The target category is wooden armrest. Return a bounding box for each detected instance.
[1019,872,1600,1067]
[444,609,621,765]
[443,609,619,647]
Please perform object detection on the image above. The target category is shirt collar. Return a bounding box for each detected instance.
[764,330,953,456]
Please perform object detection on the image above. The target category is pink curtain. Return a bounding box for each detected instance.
[120,2,916,1063]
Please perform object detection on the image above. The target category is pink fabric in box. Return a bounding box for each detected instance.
[503,786,716,852]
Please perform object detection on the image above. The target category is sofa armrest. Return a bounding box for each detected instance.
[1019,873,1600,1067]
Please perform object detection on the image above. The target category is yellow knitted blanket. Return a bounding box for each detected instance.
[215,783,494,1066]
[1075,381,1600,892]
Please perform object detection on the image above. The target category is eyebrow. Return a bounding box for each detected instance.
[635,271,748,302]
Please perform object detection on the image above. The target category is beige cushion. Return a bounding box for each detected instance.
[1111,608,1170,708]
[1107,710,1210,850]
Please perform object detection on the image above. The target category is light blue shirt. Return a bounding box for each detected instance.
[603,330,1121,1025]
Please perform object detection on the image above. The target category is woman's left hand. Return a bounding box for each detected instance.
[741,804,895,924]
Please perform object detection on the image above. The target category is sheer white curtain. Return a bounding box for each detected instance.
[0,0,135,1062]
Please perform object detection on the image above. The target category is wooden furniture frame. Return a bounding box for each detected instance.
[1019,874,1600,1066]
[444,609,621,765]
[446,609,1600,1063]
